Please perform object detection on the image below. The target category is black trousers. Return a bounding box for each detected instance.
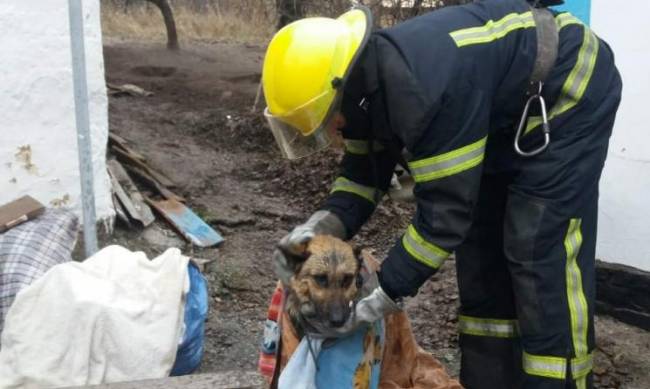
[456,71,621,388]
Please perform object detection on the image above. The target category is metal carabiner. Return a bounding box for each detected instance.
[514,83,551,157]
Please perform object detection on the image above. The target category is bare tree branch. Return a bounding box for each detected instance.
[145,0,179,50]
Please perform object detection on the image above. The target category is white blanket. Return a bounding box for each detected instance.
[0,245,189,389]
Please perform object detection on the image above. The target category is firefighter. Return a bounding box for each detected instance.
[263,0,622,387]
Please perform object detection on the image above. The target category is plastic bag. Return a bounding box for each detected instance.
[171,261,209,375]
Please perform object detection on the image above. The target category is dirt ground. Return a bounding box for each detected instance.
[102,39,650,388]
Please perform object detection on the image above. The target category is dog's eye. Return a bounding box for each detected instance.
[341,275,355,288]
[313,275,329,287]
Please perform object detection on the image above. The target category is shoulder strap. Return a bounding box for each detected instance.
[528,6,559,95]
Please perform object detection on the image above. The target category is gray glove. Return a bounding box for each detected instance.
[273,210,346,285]
[306,286,401,338]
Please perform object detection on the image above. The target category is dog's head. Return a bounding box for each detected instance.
[288,235,361,329]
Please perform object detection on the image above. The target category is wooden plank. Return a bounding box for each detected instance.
[113,147,176,189]
[0,195,45,232]
[111,193,132,227]
[108,134,147,162]
[63,371,265,389]
[146,198,224,247]
[107,83,154,98]
[107,160,155,227]
[596,260,650,330]
[109,170,140,225]
[121,163,186,203]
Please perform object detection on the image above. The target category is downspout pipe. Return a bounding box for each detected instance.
[68,0,98,257]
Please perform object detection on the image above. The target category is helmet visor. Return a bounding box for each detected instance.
[264,107,332,160]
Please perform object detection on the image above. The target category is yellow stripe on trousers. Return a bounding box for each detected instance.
[523,352,594,381]
[565,218,590,389]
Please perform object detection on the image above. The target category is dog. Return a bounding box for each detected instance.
[267,235,463,389]
[285,235,362,337]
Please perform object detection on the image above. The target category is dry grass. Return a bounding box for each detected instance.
[99,0,467,45]
[101,2,276,45]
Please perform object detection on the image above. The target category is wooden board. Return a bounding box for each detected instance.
[108,133,148,162]
[112,193,132,227]
[64,371,265,389]
[146,198,224,247]
[121,163,185,203]
[107,160,155,227]
[112,147,176,189]
[0,195,45,233]
[596,260,650,331]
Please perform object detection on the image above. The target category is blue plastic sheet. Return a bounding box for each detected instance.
[171,262,209,376]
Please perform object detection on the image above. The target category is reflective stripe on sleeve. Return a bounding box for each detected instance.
[458,315,518,338]
[330,177,380,204]
[450,11,535,47]
[556,13,582,30]
[523,352,567,380]
[525,24,599,134]
[344,139,385,155]
[408,137,486,183]
[401,224,449,269]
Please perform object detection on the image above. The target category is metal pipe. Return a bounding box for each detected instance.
[68,0,98,257]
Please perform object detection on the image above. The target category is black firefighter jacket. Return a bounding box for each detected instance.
[320,0,619,299]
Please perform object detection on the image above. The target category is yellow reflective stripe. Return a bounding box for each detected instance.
[523,352,567,380]
[344,139,385,155]
[450,12,535,47]
[525,24,599,134]
[401,224,449,269]
[571,353,593,379]
[564,218,590,388]
[458,315,518,338]
[556,13,582,30]
[565,219,588,356]
[523,352,593,381]
[408,137,486,183]
[330,177,379,204]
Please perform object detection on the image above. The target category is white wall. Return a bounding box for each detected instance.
[592,0,650,271]
[0,1,114,223]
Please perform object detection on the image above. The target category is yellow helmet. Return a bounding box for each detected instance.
[262,6,372,159]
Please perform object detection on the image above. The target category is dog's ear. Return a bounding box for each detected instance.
[294,249,311,274]
[277,244,311,275]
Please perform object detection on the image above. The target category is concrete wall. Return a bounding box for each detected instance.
[0,1,113,223]
[590,0,650,271]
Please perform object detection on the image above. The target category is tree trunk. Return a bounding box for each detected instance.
[276,0,305,30]
[145,0,179,50]
[411,0,424,17]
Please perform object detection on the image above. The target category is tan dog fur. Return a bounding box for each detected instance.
[286,235,361,334]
